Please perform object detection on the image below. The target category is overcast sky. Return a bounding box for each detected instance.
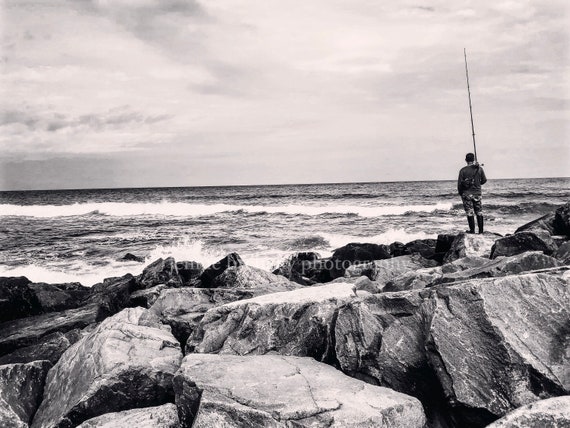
[1,0,568,190]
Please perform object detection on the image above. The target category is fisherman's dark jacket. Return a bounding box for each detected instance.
[458,164,487,196]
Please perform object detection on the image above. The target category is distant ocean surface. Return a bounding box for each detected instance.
[1,178,568,286]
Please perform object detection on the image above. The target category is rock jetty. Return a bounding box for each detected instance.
[1,202,569,427]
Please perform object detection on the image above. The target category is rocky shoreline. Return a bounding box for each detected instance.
[1,203,569,427]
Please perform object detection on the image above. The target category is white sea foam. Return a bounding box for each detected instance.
[142,230,440,272]
[0,228,441,286]
[320,229,437,251]
[0,201,453,218]
[145,238,225,268]
[144,237,292,272]
[0,260,144,287]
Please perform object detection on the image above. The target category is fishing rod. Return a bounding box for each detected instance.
[463,48,478,163]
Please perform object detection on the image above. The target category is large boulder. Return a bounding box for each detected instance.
[0,276,42,323]
[29,282,90,312]
[432,234,459,263]
[435,234,458,254]
[427,273,570,426]
[128,284,168,308]
[187,282,355,359]
[383,266,444,292]
[515,202,570,237]
[385,253,562,292]
[439,252,561,283]
[404,238,438,259]
[334,289,454,426]
[144,288,259,349]
[119,253,144,263]
[440,255,492,273]
[490,232,555,259]
[210,265,299,290]
[485,396,570,428]
[0,360,52,427]
[199,253,245,287]
[272,252,321,285]
[332,242,391,263]
[337,272,570,426]
[328,243,391,278]
[553,202,570,237]
[387,239,437,259]
[173,354,427,428]
[346,255,438,292]
[176,261,203,285]
[77,404,180,428]
[443,233,501,263]
[138,257,182,288]
[388,241,406,257]
[515,213,556,235]
[88,274,139,314]
[0,303,107,357]
[554,241,570,264]
[0,328,87,365]
[295,258,339,283]
[384,256,490,292]
[31,307,183,428]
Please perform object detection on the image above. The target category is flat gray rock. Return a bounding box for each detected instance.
[174,354,427,428]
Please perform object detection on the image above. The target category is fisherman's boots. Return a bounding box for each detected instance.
[477,215,484,234]
[467,216,475,234]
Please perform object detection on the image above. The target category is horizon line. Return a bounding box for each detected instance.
[1,176,568,193]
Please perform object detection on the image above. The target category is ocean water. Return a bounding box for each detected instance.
[1,178,568,286]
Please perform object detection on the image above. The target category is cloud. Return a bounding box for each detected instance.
[0,0,569,189]
[1,106,171,133]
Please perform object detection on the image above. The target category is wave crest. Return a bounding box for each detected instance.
[0,201,454,218]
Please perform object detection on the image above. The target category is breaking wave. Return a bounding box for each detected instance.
[0,201,454,218]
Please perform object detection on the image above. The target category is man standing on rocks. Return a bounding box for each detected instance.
[458,152,487,234]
